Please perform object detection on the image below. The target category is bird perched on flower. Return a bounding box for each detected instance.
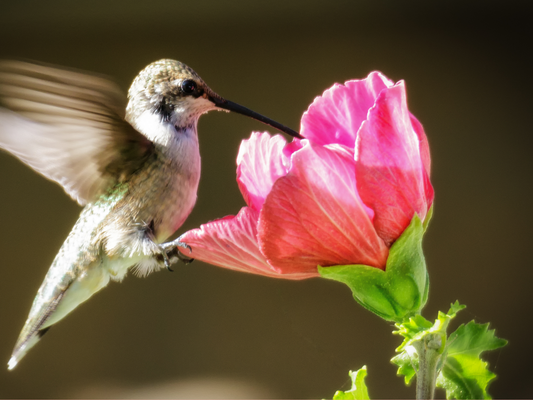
[0,59,300,369]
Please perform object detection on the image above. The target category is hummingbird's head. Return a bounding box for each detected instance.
[126,59,222,130]
[126,59,301,140]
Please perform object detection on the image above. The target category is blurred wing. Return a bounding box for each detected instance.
[0,60,153,205]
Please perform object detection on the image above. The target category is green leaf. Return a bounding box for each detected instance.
[319,214,429,322]
[391,349,417,385]
[392,303,507,399]
[333,366,370,400]
[436,321,507,399]
[447,301,467,318]
[447,321,507,356]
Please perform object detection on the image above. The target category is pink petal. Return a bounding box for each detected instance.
[410,114,435,212]
[282,137,304,162]
[179,207,315,280]
[258,142,389,275]
[355,82,430,245]
[410,114,431,178]
[301,72,394,148]
[236,132,290,212]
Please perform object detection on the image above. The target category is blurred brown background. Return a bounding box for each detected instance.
[0,0,531,398]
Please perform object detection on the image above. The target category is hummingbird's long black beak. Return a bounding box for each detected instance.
[211,97,303,139]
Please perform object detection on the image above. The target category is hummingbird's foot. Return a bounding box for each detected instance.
[156,245,175,272]
[157,240,194,271]
[167,240,195,265]
[176,248,194,265]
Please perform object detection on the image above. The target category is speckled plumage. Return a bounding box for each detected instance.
[1,59,212,369]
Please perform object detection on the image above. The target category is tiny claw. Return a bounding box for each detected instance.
[157,243,176,271]
[177,251,194,265]
[157,239,194,269]
[160,249,174,272]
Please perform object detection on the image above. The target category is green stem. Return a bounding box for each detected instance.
[413,334,442,399]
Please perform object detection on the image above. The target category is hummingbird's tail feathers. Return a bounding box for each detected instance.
[7,328,49,370]
[7,218,115,369]
[7,284,68,370]
[7,263,111,369]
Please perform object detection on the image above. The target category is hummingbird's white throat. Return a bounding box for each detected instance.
[132,96,216,147]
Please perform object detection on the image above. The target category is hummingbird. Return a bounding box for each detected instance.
[0,59,301,369]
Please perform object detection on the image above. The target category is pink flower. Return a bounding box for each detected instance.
[180,72,434,279]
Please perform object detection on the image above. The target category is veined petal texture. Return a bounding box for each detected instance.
[180,207,314,280]
[355,82,432,245]
[237,132,290,212]
[258,141,389,274]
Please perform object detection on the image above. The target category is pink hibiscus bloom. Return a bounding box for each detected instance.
[180,72,434,279]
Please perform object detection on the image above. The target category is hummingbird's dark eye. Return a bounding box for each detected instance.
[181,79,197,94]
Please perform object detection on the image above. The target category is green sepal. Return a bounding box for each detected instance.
[318,214,429,322]
[436,321,507,399]
[333,366,370,400]
[423,204,434,232]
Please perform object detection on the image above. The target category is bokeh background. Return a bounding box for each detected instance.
[0,0,531,398]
